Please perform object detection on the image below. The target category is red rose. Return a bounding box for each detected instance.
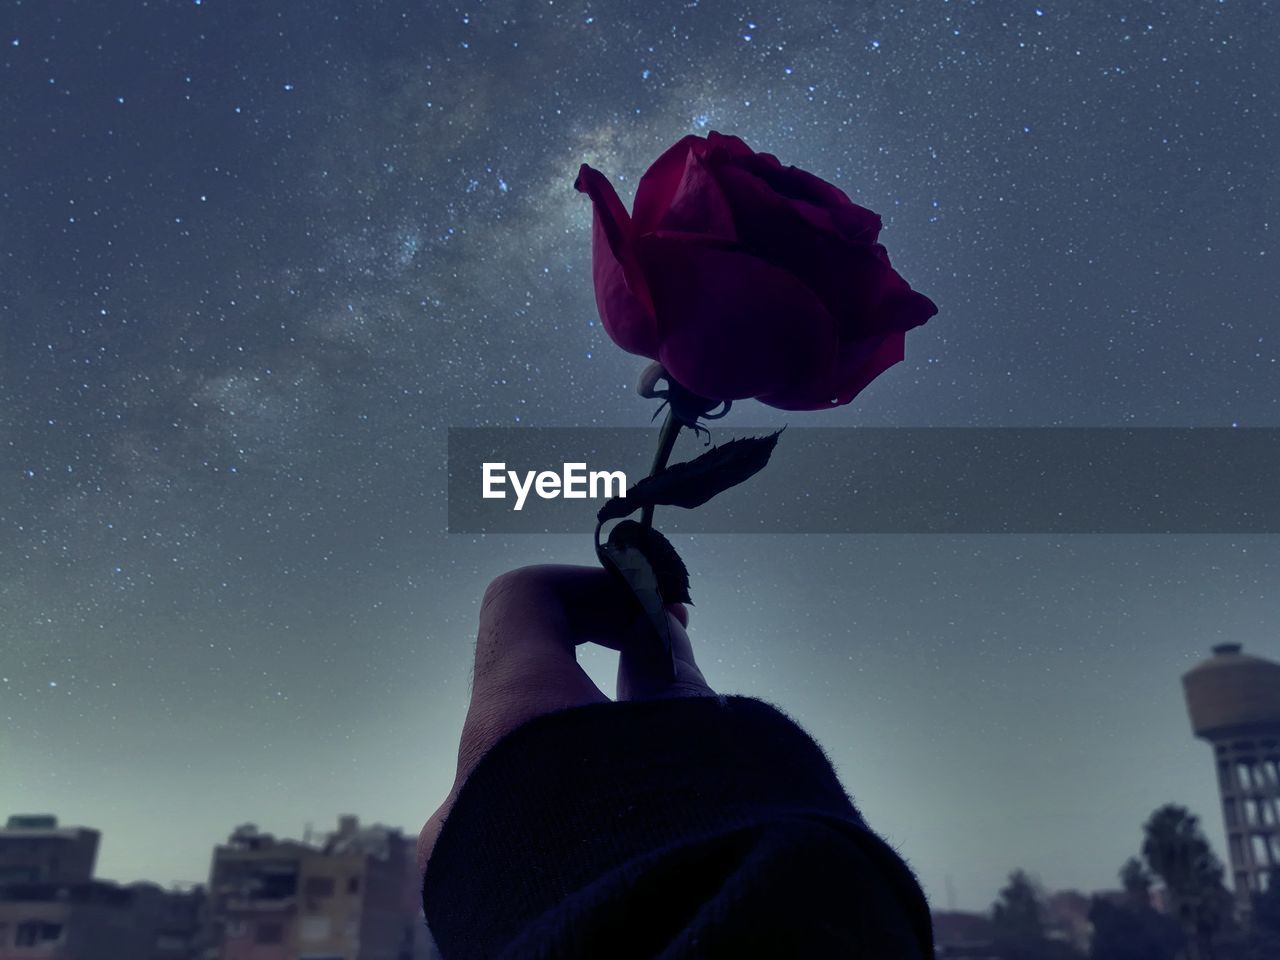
[575,131,937,410]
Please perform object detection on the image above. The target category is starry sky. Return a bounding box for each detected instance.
[2,0,1278,911]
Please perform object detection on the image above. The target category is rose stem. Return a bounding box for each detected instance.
[639,407,681,530]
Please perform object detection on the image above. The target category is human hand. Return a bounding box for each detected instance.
[416,564,713,873]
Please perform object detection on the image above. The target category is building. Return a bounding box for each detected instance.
[0,881,205,960]
[0,815,99,886]
[0,815,204,959]
[1182,642,1280,906]
[931,910,1002,958]
[931,890,1096,958]
[1043,889,1093,954]
[205,816,433,960]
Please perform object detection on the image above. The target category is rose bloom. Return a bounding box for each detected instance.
[575,131,937,410]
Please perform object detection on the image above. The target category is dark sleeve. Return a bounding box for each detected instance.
[422,694,933,959]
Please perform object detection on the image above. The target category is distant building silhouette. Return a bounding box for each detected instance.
[0,814,204,959]
[931,910,1002,958]
[205,815,434,960]
[0,815,98,886]
[1183,642,1280,906]
[1043,889,1093,953]
[0,813,433,959]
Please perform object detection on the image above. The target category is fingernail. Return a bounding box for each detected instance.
[666,602,689,629]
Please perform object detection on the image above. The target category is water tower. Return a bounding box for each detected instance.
[1183,642,1280,906]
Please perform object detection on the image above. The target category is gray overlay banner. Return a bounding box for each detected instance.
[447,428,1280,534]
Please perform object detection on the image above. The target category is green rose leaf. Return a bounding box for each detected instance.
[596,429,784,524]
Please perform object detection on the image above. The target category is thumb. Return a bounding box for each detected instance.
[616,604,715,701]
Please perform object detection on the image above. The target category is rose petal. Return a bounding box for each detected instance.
[722,152,856,242]
[704,130,757,160]
[757,332,906,410]
[860,243,939,333]
[713,164,935,338]
[816,242,938,337]
[830,202,885,245]
[736,152,882,244]
[574,163,659,357]
[712,164,814,250]
[634,233,838,402]
[657,150,738,241]
[632,135,705,235]
[870,283,939,337]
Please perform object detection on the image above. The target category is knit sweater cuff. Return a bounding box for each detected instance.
[422,694,931,958]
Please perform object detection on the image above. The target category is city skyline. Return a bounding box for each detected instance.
[0,812,431,959]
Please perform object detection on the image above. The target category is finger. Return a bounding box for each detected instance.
[668,602,689,629]
[460,566,610,783]
[617,606,714,701]
[472,566,581,693]
[424,565,629,877]
[551,565,665,651]
[474,565,638,670]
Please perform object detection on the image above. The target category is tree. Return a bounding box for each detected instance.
[992,870,1084,960]
[1089,860,1184,960]
[1141,805,1236,960]
[1242,879,1280,960]
[1120,857,1153,908]
[995,870,1047,942]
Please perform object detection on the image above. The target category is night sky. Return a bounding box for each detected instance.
[2,0,1278,911]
